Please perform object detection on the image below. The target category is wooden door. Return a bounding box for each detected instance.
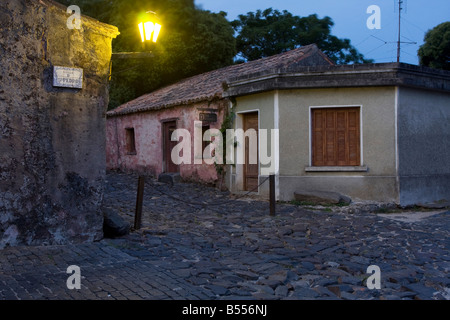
[163,121,179,173]
[243,112,259,191]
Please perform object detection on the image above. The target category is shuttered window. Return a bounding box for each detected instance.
[125,128,136,155]
[312,107,360,166]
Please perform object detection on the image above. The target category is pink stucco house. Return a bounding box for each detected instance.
[106,44,334,184]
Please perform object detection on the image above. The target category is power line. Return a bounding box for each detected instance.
[366,42,389,55]
[401,49,418,58]
[371,35,388,44]
[362,1,417,63]
[355,19,396,48]
[401,35,417,44]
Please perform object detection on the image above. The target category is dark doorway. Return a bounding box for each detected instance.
[243,112,259,191]
[163,121,179,173]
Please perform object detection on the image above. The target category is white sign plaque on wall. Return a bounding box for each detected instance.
[53,66,83,89]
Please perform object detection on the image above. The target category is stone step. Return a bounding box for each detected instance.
[294,190,352,205]
[158,173,181,185]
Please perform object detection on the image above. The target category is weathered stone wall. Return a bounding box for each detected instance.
[0,0,119,247]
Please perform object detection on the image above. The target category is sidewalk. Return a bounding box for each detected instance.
[0,171,449,300]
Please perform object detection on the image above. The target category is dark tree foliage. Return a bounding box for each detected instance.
[232,8,373,64]
[56,2,373,109]
[57,0,236,109]
[418,22,450,71]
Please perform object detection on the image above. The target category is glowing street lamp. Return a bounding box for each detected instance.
[138,11,162,43]
[110,11,161,67]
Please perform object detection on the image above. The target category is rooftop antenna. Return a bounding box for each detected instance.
[396,0,416,63]
[396,0,403,62]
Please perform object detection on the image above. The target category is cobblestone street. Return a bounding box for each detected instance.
[0,171,449,300]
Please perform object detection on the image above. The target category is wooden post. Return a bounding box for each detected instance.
[134,176,145,230]
[269,174,276,216]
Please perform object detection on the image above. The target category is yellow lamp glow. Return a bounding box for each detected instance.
[138,12,162,43]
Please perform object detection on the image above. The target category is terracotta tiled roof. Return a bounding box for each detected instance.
[107,44,333,117]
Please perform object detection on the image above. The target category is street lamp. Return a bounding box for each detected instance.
[111,11,161,61]
[138,11,162,43]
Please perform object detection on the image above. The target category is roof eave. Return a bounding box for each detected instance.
[106,93,225,118]
[223,63,450,97]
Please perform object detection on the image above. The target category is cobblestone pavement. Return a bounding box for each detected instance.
[1,171,449,300]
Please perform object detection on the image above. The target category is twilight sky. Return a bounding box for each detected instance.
[195,0,450,65]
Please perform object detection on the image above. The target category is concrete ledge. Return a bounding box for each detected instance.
[278,175,399,203]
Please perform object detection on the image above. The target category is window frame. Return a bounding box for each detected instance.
[308,105,366,171]
[125,127,137,155]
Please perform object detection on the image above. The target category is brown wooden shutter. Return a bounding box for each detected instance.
[312,108,360,166]
[325,109,336,166]
[347,108,360,166]
[312,109,325,166]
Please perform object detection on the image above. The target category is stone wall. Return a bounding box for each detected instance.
[0,0,119,247]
